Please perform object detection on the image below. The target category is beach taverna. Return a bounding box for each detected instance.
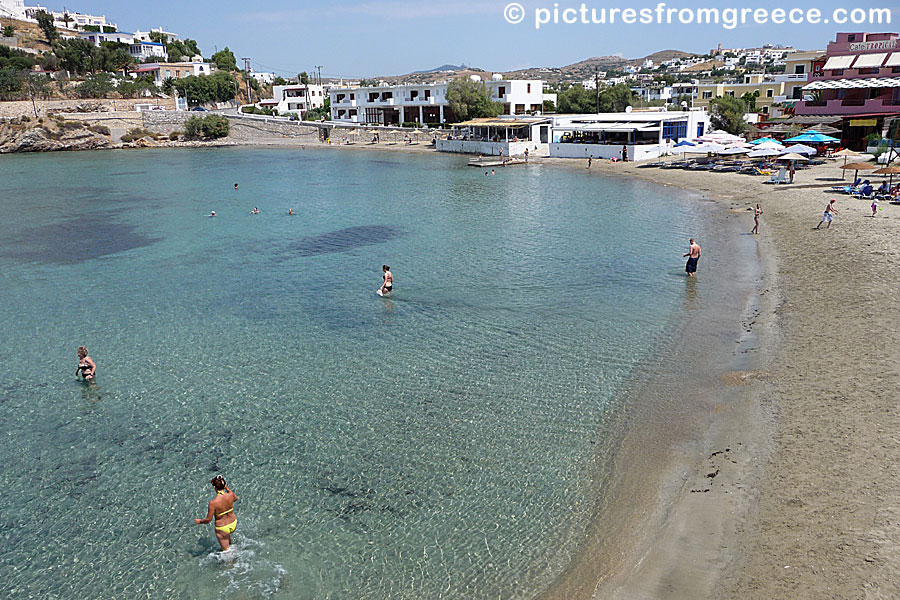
[549,109,711,162]
[436,116,551,156]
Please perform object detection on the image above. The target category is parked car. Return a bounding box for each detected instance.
[191,107,209,112]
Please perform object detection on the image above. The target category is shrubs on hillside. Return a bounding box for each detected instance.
[120,128,161,143]
[183,114,229,140]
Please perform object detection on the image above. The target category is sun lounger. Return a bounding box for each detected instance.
[763,167,788,184]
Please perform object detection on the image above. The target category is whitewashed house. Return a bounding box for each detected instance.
[550,110,710,162]
[329,77,544,125]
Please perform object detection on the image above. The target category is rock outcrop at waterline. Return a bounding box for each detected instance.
[0,116,112,153]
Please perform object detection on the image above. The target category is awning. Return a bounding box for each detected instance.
[823,55,855,70]
[853,53,888,68]
[580,122,660,132]
[804,77,900,90]
[886,53,900,67]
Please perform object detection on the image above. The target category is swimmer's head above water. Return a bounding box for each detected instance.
[211,475,227,491]
[77,346,88,359]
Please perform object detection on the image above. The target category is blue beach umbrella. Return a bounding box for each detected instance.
[750,137,780,145]
[784,132,840,144]
[673,139,695,160]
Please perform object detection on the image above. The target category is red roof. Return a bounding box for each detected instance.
[132,66,159,73]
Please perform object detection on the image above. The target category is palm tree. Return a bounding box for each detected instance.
[161,77,175,96]
[61,13,72,29]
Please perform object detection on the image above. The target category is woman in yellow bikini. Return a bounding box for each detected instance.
[195,475,238,551]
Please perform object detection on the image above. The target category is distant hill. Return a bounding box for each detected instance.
[364,50,699,86]
[411,64,477,74]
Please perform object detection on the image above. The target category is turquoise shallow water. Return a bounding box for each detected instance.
[1,147,709,599]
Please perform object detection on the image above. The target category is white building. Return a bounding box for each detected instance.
[550,110,711,162]
[260,84,326,117]
[134,27,179,43]
[79,30,135,46]
[129,41,167,61]
[0,0,27,20]
[437,116,552,156]
[50,10,114,30]
[329,77,544,125]
[131,61,214,86]
[249,71,276,85]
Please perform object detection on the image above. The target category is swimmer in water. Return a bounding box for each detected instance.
[379,265,393,296]
[195,475,238,551]
[75,346,96,381]
[288,208,295,215]
[210,211,216,217]
[250,207,259,214]
[234,183,238,191]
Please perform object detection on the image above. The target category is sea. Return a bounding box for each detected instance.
[0,147,753,599]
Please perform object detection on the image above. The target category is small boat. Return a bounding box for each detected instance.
[467,157,526,167]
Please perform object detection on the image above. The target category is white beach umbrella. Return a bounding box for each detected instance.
[747,148,782,158]
[719,147,750,155]
[685,143,727,154]
[782,144,817,156]
[777,153,810,162]
[755,140,785,151]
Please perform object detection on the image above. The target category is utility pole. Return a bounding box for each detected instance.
[242,57,251,104]
[595,70,600,114]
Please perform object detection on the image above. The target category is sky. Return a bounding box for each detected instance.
[58,0,899,77]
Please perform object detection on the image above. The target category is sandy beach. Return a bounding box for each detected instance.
[559,156,900,600]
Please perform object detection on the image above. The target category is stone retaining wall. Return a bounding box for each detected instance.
[0,98,176,120]
[225,116,322,142]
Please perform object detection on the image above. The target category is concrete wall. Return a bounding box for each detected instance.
[436,139,539,156]
[549,143,664,162]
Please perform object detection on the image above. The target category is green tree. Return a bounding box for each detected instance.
[165,38,200,62]
[60,13,72,29]
[173,71,237,106]
[299,71,309,85]
[0,45,37,70]
[2,24,15,37]
[96,41,135,73]
[445,78,501,121]
[708,95,748,135]
[75,72,115,98]
[52,38,94,74]
[542,99,556,113]
[272,76,287,86]
[183,114,230,139]
[307,97,331,121]
[161,76,175,95]
[557,84,595,113]
[597,83,635,112]
[149,31,168,44]
[0,66,24,100]
[211,47,237,71]
[740,90,760,112]
[34,10,59,42]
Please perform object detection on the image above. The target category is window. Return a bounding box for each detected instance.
[527,83,531,93]
[761,106,769,114]
[498,86,505,97]
[766,89,774,97]
[832,69,844,76]
[702,91,713,99]
[848,34,857,42]
[350,93,355,100]
[697,122,705,137]
[726,91,735,97]
[424,89,430,99]
[859,68,880,75]
[662,121,688,141]
[794,65,806,75]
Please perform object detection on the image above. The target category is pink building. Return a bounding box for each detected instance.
[798,32,900,117]
[796,33,900,149]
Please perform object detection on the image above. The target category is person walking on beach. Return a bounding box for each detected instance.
[815,199,839,229]
[379,265,393,296]
[195,475,238,552]
[75,346,96,381]
[683,238,701,277]
[524,148,529,163]
[621,145,628,162]
[587,155,592,169]
[751,204,762,235]
[871,197,879,217]
[789,162,796,184]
